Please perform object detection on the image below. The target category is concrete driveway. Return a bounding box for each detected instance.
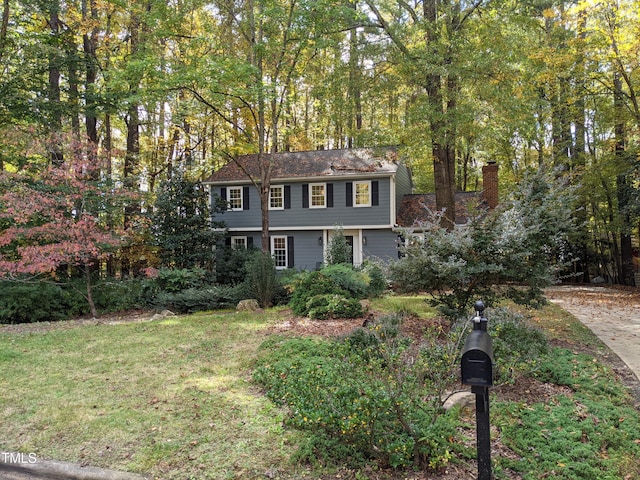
[0,456,148,480]
[545,285,640,404]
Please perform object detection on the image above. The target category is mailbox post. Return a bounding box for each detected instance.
[461,301,493,480]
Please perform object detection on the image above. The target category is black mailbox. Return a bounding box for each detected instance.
[461,330,494,387]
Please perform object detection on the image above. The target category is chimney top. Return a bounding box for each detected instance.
[481,162,499,209]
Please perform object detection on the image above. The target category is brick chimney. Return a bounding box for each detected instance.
[482,162,499,210]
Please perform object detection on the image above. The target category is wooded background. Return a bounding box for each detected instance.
[0,0,638,284]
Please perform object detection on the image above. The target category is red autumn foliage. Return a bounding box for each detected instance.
[0,157,128,279]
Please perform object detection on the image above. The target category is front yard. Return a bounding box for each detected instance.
[0,297,639,479]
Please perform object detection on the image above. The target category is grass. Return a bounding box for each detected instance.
[525,302,603,346]
[368,295,439,318]
[0,310,307,479]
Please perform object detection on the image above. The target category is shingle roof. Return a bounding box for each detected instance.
[397,192,485,227]
[203,147,400,183]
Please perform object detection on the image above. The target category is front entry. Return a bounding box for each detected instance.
[322,229,363,266]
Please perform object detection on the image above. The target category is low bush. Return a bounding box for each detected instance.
[488,307,549,384]
[151,267,209,293]
[150,285,244,313]
[320,264,369,298]
[253,314,464,470]
[0,281,71,323]
[86,278,145,314]
[288,271,348,316]
[496,349,640,479]
[288,263,387,318]
[361,261,388,297]
[306,294,363,319]
[243,251,281,307]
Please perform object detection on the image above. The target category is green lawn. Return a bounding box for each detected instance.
[0,310,306,479]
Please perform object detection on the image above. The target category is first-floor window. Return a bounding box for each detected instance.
[271,236,288,269]
[231,236,247,249]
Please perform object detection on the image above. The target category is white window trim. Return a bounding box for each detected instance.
[230,236,247,249]
[269,185,285,210]
[309,182,326,209]
[227,186,243,211]
[271,235,288,270]
[353,180,371,207]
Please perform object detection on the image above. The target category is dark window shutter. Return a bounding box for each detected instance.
[220,188,227,201]
[247,236,253,247]
[284,185,291,209]
[243,186,250,210]
[225,237,231,247]
[287,236,294,268]
[372,181,379,206]
[346,182,353,207]
[327,183,333,207]
[302,184,309,208]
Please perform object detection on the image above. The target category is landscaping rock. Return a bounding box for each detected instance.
[150,310,176,321]
[236,299,261,312]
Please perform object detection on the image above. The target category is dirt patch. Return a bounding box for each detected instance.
[494,377,573,404]
[266,310,448,342]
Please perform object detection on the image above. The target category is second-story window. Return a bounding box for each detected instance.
[310,183,326,208]
[270,185,284,210]
[227,186,243,211]
[354,181,371,207]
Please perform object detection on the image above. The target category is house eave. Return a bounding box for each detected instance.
[225,224,395,232]
[203,171,396,186]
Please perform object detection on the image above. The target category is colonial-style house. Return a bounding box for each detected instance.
[203,147,498,270]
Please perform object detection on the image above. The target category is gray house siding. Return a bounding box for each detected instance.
[229,230,324,271]
[214,177,394,230]
[274,230,325,271]
[226,228,399,270]
[362,229,402,263]
[394,164,413,213]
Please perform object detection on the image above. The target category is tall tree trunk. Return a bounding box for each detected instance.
[105,114,116,277]
[614,72,634,285]
[1,0,9,59]
[347,0,361,148]
[83,0,98,151]
[67,40,81,139]
[424,0,456,230]
[47,4,64,165]
[572,8,590,282]
[122,11,142,277]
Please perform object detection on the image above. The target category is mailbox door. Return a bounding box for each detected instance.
[461,349,493,387]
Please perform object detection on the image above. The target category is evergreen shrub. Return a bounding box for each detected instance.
[288,271,348,316]
[243,251,281,307]
[288,263,386,318]
[152,267,209,293]
[488,307,549,384]
[151,285,243,313]
[306,294,363,319]
[0,281,70,323]
[253,314,463,470]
